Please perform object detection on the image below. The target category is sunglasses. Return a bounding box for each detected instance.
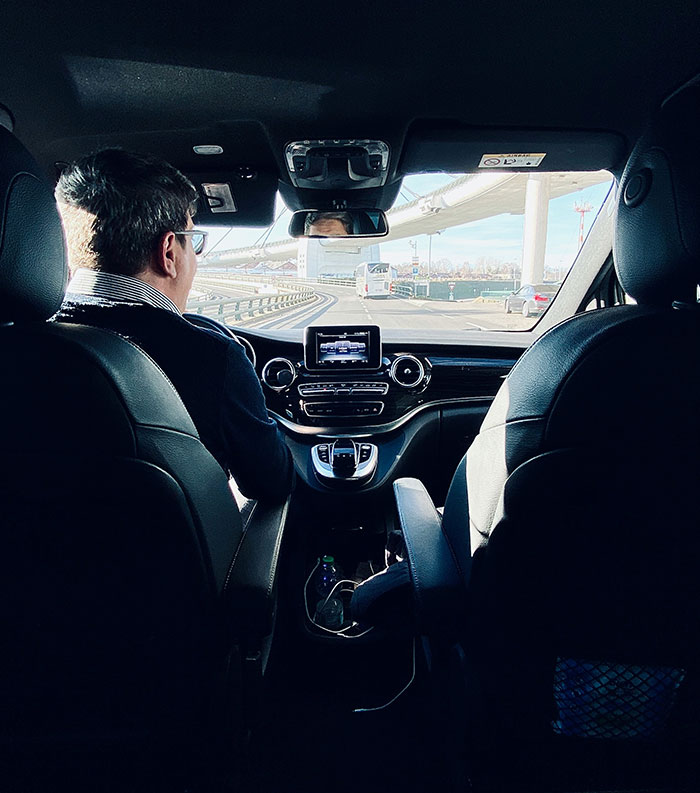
[175,229,208,256]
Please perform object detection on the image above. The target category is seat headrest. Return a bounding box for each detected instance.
[615,82,700,306]
[0,127,67,322]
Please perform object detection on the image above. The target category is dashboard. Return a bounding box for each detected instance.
[248,324,520,433]
[186,315,523,496]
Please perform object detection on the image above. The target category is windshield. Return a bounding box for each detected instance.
[190,171,613,335]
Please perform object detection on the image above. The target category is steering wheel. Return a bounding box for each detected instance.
[183,313,257,368]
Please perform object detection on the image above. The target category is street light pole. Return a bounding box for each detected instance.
[409,239,419,297]
[427,234,432,298]
[427,230,443,299]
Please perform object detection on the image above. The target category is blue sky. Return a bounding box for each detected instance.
[381,173,613,271]
[203,173,614,270]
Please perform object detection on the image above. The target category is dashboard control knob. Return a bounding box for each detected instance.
[277,368,294,387]
[390,354,425,388]
[261,357,296,391]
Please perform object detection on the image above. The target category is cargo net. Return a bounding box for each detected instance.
[552,657,686,740]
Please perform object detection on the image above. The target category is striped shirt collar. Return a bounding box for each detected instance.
[66,268,181,315]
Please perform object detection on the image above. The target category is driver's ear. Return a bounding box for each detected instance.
[156,231,179,279]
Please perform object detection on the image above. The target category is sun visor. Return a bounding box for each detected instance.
[189,168,277,226]
[401,125,627,174]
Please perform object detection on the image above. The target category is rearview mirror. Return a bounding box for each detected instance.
[288,209,389,238]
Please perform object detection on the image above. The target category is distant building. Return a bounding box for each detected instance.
[297,238,381,278]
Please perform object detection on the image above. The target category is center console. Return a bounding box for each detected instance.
[254,323,518,644]
[264,327,405,637]
[261,324,436,496]
[261,324,432,431]
[311,439,378,484]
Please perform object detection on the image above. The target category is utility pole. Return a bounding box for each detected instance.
[409,239,419,297]
[427,235,432,297]
[409,239,419,272]
[574,201,593,249]
[427,230,443,299]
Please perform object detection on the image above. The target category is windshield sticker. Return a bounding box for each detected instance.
[479,153,547,168]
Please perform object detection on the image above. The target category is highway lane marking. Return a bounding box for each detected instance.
[258,289,342,330]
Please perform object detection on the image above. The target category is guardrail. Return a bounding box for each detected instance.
[187,288,315,324]
[317,276,355,288]
[196,272,356,289]
[391,283,415,298]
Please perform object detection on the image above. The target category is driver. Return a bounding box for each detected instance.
[53,148,294,504]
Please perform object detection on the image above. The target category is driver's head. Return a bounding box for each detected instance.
[305,211,352,237]
[55,148,198,277]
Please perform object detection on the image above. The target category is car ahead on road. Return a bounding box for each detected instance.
[504,283,559,316]
[2,2,700,793]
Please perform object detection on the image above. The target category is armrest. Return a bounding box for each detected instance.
[393,477,469,636]
[223,497,289,644]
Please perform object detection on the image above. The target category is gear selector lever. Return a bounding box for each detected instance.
[311,438,378,485]
[331,439,358,475]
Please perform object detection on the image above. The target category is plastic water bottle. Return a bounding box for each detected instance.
[316,597,344,630]
[315,555,338,599]
[313,556,344,629]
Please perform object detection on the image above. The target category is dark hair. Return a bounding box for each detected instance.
[55,149,198,276]
[304,211,353,235]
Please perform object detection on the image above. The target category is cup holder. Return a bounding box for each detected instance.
[303,556,384,639]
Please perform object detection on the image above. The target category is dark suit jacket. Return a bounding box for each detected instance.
[54,298,294,503]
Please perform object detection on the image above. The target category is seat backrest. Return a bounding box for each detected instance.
[460,83,700,790]
[0,126,245,784]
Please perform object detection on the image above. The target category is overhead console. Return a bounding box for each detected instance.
[284,139,390,190]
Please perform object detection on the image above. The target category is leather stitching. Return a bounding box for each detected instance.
[0,170,33,258]
[223,508,254,594]
[394,484,426,615]
[45,322,197,434]
[265,500,288,601]
[440,464,469,584]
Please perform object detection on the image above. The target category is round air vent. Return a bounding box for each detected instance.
[261,358,296,391]
[390,355,425,388]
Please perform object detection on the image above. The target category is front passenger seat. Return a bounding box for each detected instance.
[391,82,700,792]
[0,126,287,790]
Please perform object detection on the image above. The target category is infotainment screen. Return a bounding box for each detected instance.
[304,325,381,371]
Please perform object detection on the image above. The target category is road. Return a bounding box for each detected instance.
[190,277,536,331]
[231,284,532,331]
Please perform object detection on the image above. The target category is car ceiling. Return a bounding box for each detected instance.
[2,0,700,205]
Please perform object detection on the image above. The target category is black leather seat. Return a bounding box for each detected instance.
[391,83,700,791]
[0,126,288,790]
